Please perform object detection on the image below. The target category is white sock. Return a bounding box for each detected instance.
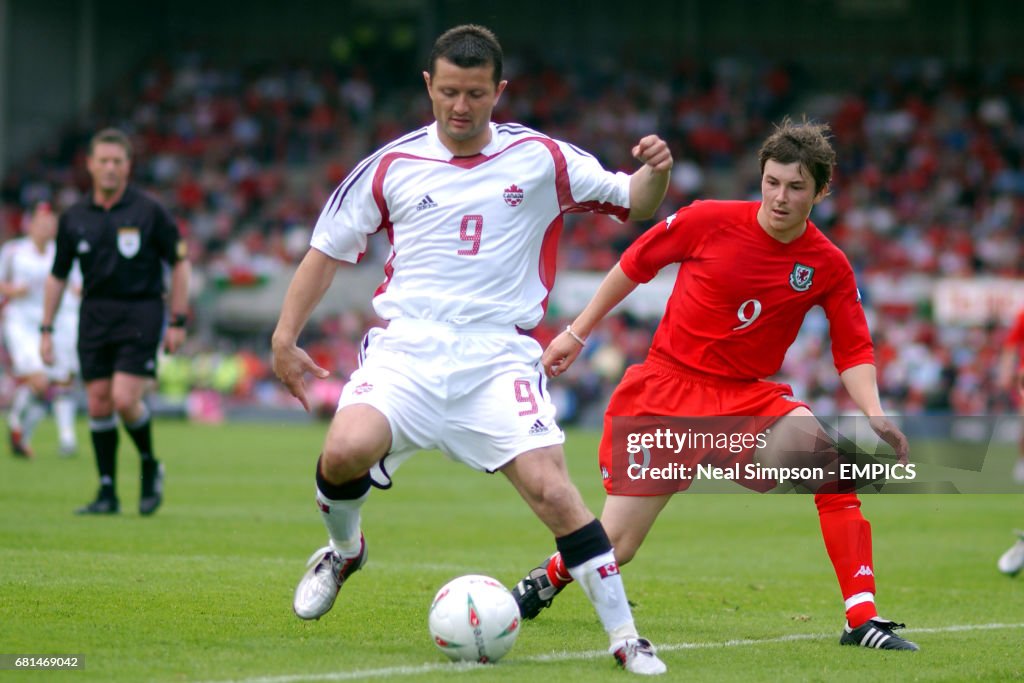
[316,488,369,557]
[21,396,48,442]
[8,385,32,430]
[567,550,638,646]
[53,393,78,449]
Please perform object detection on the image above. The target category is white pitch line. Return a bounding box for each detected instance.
[199,622,1024,683]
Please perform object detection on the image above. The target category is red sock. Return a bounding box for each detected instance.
[546,552,574,588]
[815,492,877,628]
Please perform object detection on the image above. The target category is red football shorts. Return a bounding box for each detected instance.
[598,356,809,495]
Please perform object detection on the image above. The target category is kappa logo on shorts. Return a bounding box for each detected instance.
[503,184,524,207]
[854,565,874,577]
[353,382,374,395]
[601,466,610,479]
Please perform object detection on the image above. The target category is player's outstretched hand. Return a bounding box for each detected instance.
[272,343,330,412]
[632,135,673,173]
[541,330,585,378]
[868,415,910,463]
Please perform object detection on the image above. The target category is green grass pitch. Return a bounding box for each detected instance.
[1,419,1023,682]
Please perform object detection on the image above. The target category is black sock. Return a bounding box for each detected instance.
[89,416,119,497]
[315,456,372,500]
[125,413,155,464]
[555,518,613,568]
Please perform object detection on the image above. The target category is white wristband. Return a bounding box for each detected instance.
[565,325,586,347]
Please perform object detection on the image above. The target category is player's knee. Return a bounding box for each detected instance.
[26,374,49,395]
[87,394,114,417]
[111,393,141,419]
[322,428,389,477]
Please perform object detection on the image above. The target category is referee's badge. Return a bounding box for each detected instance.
[117,227,140,258]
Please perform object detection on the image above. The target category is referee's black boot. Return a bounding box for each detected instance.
[75,489,120,515]
[139,461,164,516]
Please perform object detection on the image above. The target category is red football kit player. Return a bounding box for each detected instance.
[997,308,1024,483]
[512,120,920,652]
[599,198,873,491]
[998,309,1024,400]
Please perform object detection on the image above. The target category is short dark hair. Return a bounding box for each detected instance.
[428,24,503,85]
[88,127,133,159]
[758,118,835,194]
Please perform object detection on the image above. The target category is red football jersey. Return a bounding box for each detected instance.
[620,200,874,380]
[1006,309,1024,369]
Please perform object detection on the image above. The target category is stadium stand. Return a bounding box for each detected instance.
[2,51,1023,423]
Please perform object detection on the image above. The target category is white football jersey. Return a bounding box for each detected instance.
[0,237,53,324]
[0,237,81,326]
[311,122,631,329]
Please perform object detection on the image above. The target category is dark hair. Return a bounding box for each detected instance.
[88,127,133,159]
[428,24,503,85]
[758,117,835,194]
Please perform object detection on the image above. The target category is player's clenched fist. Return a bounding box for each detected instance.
[632,135,673,173]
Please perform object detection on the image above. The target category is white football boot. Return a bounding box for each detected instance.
[998,530,1024,577]
[611,637,667,675]
[293,535,367,619]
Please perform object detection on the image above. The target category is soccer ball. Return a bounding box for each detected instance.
[428,574,520,663]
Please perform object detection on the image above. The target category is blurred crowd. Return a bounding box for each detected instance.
[2,51,1023,423]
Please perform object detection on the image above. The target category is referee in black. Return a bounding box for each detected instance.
[40,127,191,516]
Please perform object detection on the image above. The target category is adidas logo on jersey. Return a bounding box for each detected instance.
[415,195,438,211]
[853,565,874,577]
[528,419,550,436]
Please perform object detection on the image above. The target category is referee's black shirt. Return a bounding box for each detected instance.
[52,186,183,300]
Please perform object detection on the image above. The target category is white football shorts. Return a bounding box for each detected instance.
[337,318,565,488]
[2,316,79,382]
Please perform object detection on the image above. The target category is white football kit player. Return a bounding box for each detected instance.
[0,237,80,381]
[311,122,631,482]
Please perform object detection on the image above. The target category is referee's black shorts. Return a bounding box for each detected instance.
[78,298,165,381]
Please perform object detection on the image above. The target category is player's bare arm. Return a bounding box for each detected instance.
[543,264,639,377]
[39,274,68,366]
[627,135,673,220]
[839,363,909,461]
[271,248,338,411]
[0,281,28,298]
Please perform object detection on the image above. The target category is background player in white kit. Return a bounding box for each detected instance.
[272,24,673,675]
[0,201,80,458]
